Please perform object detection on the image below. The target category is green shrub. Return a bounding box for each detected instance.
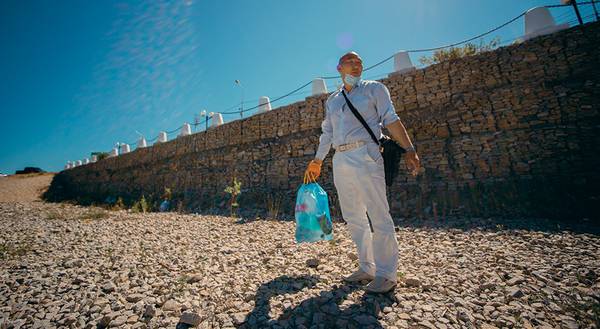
[96,152,109,161]
[419,37,500,66]
[131,195,149,213]
[224,177,242,217]
[112,197,125,211]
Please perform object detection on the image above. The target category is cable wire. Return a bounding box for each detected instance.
[92,2,598,156]
[219,80,313,114]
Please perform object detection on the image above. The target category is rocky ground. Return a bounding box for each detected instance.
[1,174,599,328]
[0,199,598,329]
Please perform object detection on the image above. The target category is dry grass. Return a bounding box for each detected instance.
[45,210,63,220]
[78,208,110,221]
[0,239,33,260]
[11,172,54,179]
[45,207,110,221]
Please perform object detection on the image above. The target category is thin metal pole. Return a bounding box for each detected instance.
[240,88,244,119]
[571,0,584,25]
[235,79,243,119]
[592,0,599,21]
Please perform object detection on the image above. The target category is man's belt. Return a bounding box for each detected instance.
[335,140,366,152]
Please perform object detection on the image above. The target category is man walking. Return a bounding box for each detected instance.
[305,51,420,293]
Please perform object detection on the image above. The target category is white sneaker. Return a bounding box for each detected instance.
[343,269,375,283]
[365,277,397,293]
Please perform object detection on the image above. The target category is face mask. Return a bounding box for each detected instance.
[343,74,360,87]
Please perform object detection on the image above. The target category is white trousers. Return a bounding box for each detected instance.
[333,142,399,282]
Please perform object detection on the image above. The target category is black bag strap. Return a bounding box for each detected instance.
[341,90,380,146]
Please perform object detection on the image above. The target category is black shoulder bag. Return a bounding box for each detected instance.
[341,90,407,186]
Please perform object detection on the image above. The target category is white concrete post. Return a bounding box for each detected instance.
[211,113,224,128]
[311,79,328,95]
[393,51,415,73]
[157,131,168,143]
[121,144,131,154]
[137,137,147,148]
[76,160,83,166]
[524,7,569,40]
[91,155,97,163]
[180,123,192,137]
[109,148,118,157]
[83,158,90,165]
[258,96,272,114]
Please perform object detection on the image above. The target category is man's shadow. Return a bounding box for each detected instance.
[237,275,396,328]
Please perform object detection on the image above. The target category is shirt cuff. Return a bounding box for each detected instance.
[315,143,331,161]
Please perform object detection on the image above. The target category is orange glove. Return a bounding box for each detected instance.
[304,159,322,184]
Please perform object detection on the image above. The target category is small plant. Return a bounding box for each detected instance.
[45,210,63,220]
[78,208,109,221]
[174,275,188,296]
[224,177,242,217]
[266,193,283,220]
[131,195,149,213]
[96,152,109,161]
[90,209,109,220]
[0,239,33,260]
[112,197,125,211]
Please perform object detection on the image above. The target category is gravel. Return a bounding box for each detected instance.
[0,201,599,328]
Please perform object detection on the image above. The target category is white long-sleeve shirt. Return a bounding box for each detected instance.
[315,79,401,161]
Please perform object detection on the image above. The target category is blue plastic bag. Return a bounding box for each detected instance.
[159,200,170,212]
[295,182,333,243]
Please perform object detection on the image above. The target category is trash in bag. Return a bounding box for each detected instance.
[295,181,333,243]
[159,200,170,212]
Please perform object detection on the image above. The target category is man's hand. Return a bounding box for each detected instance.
[384,120,421,177]
[405,151,420,176]
[305,159,322,183]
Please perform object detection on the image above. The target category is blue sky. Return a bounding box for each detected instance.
[0,0,591,174]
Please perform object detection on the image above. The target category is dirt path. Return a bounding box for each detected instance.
[0,173,54,202]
